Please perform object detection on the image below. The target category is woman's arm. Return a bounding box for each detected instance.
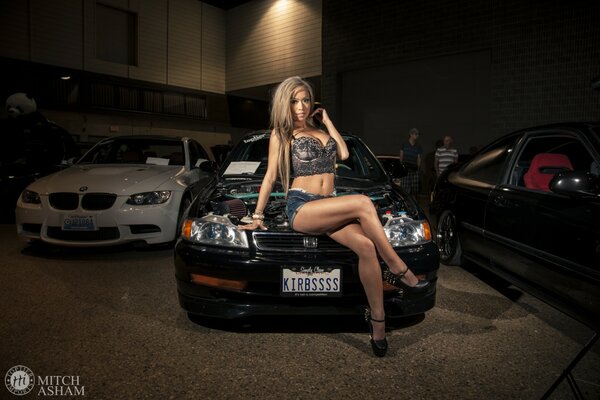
[314,108,349,161]
[240,131,281,230]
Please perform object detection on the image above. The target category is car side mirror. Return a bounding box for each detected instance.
[550,170,600,197]
[61,157,77,166]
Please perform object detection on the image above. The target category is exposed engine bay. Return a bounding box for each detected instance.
[203,179,419,230]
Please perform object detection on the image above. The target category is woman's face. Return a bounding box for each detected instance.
[290,88,311,123]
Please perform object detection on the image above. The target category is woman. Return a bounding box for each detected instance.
[241,76,429,357]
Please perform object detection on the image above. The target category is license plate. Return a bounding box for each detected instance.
[281,266,342,297]
[62,215,97,231]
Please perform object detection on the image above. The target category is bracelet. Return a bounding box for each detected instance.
[252,213,265,221]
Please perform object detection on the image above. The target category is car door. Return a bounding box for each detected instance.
[485,128,600,326]
[447,133,520,265]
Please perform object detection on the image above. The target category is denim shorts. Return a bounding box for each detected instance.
[286,189,334,229]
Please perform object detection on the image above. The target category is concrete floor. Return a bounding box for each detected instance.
[1,224,599,399]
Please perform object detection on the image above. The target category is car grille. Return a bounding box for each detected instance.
[46,227,120,241]
[49,193,79,210]
[49,192,117,210]
[82,193,116,210]
[253,232,351,253]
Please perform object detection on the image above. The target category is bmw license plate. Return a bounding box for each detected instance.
[281,266,342,297]
[62,215,97,231]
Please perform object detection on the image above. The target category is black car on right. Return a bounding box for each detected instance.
[429,122,600,330]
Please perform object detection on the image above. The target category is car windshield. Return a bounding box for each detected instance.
[78,138,185,166]
[220,133,387,183]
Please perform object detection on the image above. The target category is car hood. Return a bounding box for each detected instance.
[27,164,184,195]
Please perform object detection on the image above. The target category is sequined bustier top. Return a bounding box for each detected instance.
[291,135,337,177]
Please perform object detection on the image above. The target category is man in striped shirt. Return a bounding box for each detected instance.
[435,135,459,176]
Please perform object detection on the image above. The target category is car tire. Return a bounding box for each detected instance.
[436,210,462,266]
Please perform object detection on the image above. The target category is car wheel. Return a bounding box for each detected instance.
[177,195,192,238]
[436,210,462,265]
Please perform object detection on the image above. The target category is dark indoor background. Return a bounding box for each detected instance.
[321,0,599,157]
[1,1,598,155]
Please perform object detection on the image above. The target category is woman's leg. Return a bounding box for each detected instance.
[292,194,419,285]
[326,223,385,340]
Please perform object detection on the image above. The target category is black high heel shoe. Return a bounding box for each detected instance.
[365,309,387,357]
[383,266,430,293]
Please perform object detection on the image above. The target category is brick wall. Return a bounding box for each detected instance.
[322,0,600,138]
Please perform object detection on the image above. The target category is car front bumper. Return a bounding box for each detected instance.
[15,193,182,246]
[174,239,439,319]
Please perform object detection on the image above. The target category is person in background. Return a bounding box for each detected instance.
[398,128,422,195]
[240,76,429,357]
[424,138,443,197]
[435,135,459,176]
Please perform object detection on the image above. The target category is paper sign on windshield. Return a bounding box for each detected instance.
[146,157,170,166]
[224,161,261,175]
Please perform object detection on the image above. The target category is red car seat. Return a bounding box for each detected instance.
[523,153,573,191]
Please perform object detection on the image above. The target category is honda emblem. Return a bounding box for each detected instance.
[303,237,318,248]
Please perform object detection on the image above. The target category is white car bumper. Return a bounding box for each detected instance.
[15,192,183,247]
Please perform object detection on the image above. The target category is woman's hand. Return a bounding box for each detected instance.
[311,107,331,126]
[311,107,349,160]
[238,219,267,231]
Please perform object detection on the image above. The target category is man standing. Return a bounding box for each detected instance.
[435,135,459,176]
[399,128,422,195]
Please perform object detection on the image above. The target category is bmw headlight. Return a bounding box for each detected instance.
[182,215,249,248]
[383,216,432,247]
[126,191,171,205]
[21,189,41,204]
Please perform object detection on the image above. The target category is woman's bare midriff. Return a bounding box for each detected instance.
[290,173,335,196]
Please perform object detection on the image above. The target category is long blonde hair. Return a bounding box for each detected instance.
[270,76,315,194]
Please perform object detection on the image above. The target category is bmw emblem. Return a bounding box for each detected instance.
[79,186,88,192]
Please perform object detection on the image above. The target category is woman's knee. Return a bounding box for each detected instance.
[352,235,377,258]
[353,194,377,217]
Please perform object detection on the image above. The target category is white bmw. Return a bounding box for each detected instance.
[15,135,216,246]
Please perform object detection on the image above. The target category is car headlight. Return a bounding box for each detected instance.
[126,191,171,205]
[21,189,41,204]
[383,216,432,247]
[181,215,249,248]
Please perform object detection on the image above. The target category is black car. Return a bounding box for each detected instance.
[0,117,80,223]
[174,131,439,319]
[429,122,600,330]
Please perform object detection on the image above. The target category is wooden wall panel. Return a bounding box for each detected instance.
[0,0,320,97]
[130,0,167,83]
[83,0,130,77]
[226,0,321,91]
[201,4,226,94]
[0,1,30,60]
[167,0,202,90]
[30,0,83,69]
